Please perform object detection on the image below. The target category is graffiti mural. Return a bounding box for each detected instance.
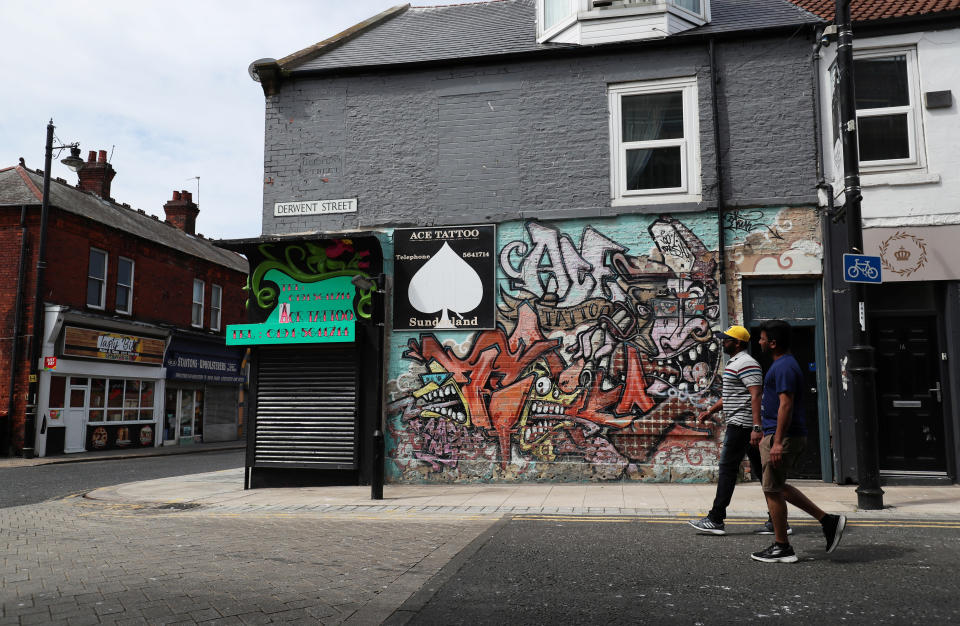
[387,215,726,482]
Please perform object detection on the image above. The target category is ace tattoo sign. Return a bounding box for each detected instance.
[394,225,496,330]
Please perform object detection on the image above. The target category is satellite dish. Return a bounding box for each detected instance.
[247,58,277,83]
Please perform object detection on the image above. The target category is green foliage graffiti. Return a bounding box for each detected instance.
[244,240,374,318]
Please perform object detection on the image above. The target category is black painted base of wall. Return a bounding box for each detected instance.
[247,466,360,489]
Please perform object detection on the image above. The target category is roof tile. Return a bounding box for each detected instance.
[0,166,246,273]
[786,0,960,21]
[288,0,820,73]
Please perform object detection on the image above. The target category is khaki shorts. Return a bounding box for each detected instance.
[759,434,806,492]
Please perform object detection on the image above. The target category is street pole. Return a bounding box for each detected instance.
[835,0,883,509]
[369,275,386,500]
[23,121,57,459]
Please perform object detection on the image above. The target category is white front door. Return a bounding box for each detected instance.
[64,385,87,453]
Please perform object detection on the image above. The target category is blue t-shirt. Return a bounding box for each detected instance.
[761,354,807,436]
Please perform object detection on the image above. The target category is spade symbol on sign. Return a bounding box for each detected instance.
[408,242,483,329]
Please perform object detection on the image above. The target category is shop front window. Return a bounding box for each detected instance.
[165,388,178,441]
[89,378,105,422]
[194,390,204,439]
[124,380,140,421]
[49,376,66,410]
[140,382,155,421]
[165,387,204,442]
[87,378,155,423]
[179,392,195,437]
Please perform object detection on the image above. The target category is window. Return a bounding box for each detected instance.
[87,248,107,309]
[88,378,155,423]
[116,257,134,314]
[539,0,576,38]
[210,284,222,331]
[673,0,703,15]
[49,376,66,410]
[840,48,924,171]
[609,77,700,205]
[192,279,205,328]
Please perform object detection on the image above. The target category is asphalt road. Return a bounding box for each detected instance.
[401,514,960,625]
[0,450,243,508]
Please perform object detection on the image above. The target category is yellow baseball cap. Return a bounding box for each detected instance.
[717,325,750,343]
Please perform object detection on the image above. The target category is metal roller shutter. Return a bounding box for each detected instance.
[254,347,357,469]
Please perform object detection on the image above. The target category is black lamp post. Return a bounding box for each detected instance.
[834,2,884,509]
[22,120,83,458]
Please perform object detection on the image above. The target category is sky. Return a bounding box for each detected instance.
[1,1,482,240]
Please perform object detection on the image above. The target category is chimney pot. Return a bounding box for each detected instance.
[163,187,200,235]
[77,148,116,198]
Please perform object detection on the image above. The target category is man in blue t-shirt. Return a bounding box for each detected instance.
[751,320,846,564]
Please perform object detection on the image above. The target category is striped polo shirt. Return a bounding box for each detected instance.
[722,350,763,428]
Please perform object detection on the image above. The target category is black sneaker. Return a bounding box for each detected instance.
[751,543,798,563]
[755,519,793,535]
[821,513,846,553]
[688,517,726,535]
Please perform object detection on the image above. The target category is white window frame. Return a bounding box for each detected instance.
[853,46,925,173]
[210,284,222,331]
[192,279,205,328]
[87,248,107,310]
[537,0,578,42]
[115,256,134,315]
[608,76,701,206]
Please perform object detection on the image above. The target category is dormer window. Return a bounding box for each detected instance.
[539,0,709,45]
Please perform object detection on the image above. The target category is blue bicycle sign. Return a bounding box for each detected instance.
[843,254,882,284]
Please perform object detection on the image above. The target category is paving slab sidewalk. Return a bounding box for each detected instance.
[87,468,960,519]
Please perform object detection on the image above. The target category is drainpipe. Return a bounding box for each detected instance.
[3,205,29,457]
[708,39,728,327]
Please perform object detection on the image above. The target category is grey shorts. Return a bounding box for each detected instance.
[759,434,806,492]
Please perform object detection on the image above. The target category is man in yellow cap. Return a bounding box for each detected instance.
[688,324,771,535]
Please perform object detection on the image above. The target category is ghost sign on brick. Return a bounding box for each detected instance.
[394,225,496,330]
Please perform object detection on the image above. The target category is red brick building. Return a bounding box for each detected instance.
[0,151,247,457]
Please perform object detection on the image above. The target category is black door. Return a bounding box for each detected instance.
[871,315,946,472]
[750,326,822,479]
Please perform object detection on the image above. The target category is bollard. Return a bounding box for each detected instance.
[849,344,884,510]
[371,429,384,500]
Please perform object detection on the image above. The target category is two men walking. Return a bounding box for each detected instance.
[690,320,846,563]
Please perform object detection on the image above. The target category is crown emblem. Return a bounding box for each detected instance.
[894,246,911,262]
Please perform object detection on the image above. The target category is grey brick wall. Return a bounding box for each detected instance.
[261,35,817,235]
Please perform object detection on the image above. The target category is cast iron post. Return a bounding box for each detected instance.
[23,121,57,459]
[836,0,883,509]
[370,275,386,500]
